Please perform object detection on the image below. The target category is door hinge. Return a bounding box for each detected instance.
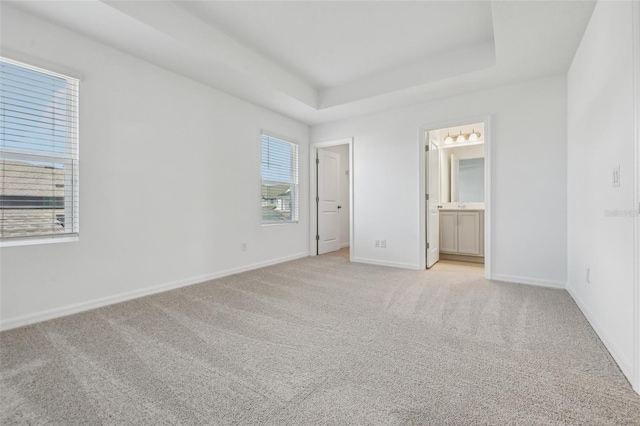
[316,158,319,164]
[316,235,320,241]
[425,145,429,152]
[316,196,319,203]
[427,242,430,249]
[426,193,429,201]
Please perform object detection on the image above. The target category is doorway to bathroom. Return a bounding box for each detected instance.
[419,117,491,278]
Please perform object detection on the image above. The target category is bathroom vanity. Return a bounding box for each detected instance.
[439,204,484,263]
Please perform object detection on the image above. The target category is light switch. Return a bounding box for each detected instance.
[613,166,620,187]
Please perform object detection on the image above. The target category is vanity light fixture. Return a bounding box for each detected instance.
[444,133,454,144]
[456,131,466,143]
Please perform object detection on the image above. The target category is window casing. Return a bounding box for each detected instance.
[261,133,298,224]
[0,57,79,243]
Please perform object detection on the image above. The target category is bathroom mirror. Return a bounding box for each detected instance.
[451,157,484,202]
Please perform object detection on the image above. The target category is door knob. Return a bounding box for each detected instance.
[337,205,342,209]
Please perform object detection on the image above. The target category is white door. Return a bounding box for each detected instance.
[317,149,341,254]
[426,137,440,268]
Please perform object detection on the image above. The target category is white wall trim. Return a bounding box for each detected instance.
[340,242,350,249]
[351,257,422,271]
[309,137,354,262]
[0,252,309,332]
[418,114,492,278]
[568,285,634,381]
[491,273,566,289]
[632,0,640,395]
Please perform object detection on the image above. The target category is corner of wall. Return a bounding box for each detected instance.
[567,283,634,380]
[490,274,566,289]
[631,0,640,396]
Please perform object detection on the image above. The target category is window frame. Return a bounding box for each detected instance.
[0,57,80,247]
[260,132,299,225]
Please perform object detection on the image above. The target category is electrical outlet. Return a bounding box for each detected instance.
[586,267,590,284]
[381,240,387,248]
[375,240,380,248]
[241,242,247,251]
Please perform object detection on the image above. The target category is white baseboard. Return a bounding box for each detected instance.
[567,285,633,382]
[351,257,422,270]
[490,273,566,289]
[0,252,309,332]
[340,242,350,249]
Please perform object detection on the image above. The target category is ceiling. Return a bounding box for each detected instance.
[179,1,495,89]
[4,1,596,126]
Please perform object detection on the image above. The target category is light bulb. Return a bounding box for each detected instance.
[468,129,481,141]
[444,133,453,144]
[456,131,465,143]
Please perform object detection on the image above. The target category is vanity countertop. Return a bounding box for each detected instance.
[440,202,484,211]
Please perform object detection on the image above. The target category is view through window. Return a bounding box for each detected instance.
[0,57,79,241]
[261,134,298,223]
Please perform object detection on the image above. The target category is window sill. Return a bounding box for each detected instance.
[261,221,299,227]
[0,234,79,248]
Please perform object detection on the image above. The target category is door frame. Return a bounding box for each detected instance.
[418,115,492,279]
[425,137,441,268]
[309,137,354,261]
[632,0,640,395]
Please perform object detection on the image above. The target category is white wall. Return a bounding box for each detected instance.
[567,0,637,382]
[324,144,350,247]
[312,75,568,285]
[0,7,309,328]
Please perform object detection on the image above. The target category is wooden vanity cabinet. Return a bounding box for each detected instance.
[439,210,483,257]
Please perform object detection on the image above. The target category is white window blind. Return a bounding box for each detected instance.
[0,57,79,242]
[261,133,298,223]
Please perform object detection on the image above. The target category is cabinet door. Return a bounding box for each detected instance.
[457,211,481,255]
[439,212,458,253]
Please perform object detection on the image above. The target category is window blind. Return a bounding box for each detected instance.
[261,133,298,223]
[0,57,79,241]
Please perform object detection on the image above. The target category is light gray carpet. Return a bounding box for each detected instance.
[2,249,639,425]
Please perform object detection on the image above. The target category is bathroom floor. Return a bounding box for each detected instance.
[429,259,485,276]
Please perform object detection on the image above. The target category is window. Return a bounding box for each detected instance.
[0,57,79,243]
[261,133,298,223]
